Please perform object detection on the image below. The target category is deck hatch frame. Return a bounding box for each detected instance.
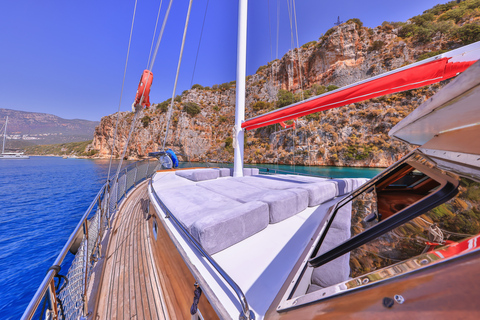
[276,151,470,312]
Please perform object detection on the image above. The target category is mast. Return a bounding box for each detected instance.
[2,116,7,154]
[233,0,248,177]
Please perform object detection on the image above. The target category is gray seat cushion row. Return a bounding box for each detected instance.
[309,202,352,292]
[175,168,220,182]
[213,168,231,177]
[198,178,308,224]
[284,175,369,196]
[228,168,260,176]
[236,175,337,207]
[157,184,269,254]
[176,167,261,182]
[330,178,369,196]
[191,201,269,254]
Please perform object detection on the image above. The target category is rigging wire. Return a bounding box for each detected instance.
[286,0,295,101]
[285,0,303,100]
[292,0,304,96]
[268,0,273,64]
[147,0,164,69]
[149,0,174,72]
[114,111,140,178]
[267,0,275,98]
[190,0,210,88]
[162,0,194,151]
[106,0,138,184]
[109,0,173,184]
[276,0,280,62]
[119,0,174,174]
[137,0,174,109]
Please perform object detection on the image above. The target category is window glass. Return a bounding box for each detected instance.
[350,177,479,278]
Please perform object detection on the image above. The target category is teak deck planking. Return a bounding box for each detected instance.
[94,184,167,320]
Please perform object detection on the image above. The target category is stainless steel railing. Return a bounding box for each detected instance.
[21,158,160,320]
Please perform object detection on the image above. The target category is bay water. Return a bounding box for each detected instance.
[0,156,382,319]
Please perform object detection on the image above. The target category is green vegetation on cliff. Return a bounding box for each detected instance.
[397,0,480,44]
[25,140,95,156]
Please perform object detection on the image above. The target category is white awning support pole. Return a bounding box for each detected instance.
[233,0,248,177]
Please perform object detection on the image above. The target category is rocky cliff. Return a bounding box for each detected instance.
[90,1,480,167]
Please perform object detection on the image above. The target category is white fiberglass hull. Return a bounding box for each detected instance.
[0,153,29,159]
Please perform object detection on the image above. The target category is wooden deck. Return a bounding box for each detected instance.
[94,183,168,320]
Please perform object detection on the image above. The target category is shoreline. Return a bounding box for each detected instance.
[25,154,388,169]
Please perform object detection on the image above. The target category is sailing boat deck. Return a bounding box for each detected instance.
[148,171,361,318]
[95,183,168,320]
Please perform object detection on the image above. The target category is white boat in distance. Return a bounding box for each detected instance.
[22,1,480,320]
[1,116,29,159]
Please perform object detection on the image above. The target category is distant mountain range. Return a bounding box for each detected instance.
[0,108,99,148]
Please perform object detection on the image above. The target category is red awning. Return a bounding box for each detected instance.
[242,58,476,131]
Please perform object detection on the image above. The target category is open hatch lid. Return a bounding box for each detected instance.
[389,59,480,150]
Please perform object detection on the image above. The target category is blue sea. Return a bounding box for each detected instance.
[0,156,382,319]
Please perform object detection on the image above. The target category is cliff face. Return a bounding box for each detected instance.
[91,6,474,166]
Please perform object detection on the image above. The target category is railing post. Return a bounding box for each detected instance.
[124,169,127,198]
[95,194,103,260]
[115,177,119,211]
[146,160,150,179]
[83,221,89,317]
[47,279,59,320]
[105,183,111,230]
[134,164,138,187]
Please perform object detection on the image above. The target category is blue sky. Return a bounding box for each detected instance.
[0,0,450,121]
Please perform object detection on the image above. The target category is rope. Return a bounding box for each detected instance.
[106,0,138,184]
[190,0,210,87]
[428,223,445,244]
[162,0,194,151]
[418,217,473,238]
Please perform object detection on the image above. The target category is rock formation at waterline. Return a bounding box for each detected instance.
[90,1,480,167]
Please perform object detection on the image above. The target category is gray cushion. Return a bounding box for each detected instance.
[285,175,328,183]
[175,168,220,182]
[226,167,260,177]
[213,168,231,177]
[198,178,308,223]
[190,201,269,254]
[157,185,269,254]
[288,176,368,196]
[311,227,351,288]
[310,202,352,290]
[330,202,352,230]
[237,175,337,207]
[306,283,322,294]
[330,178,369,196]
[158,185,239,229]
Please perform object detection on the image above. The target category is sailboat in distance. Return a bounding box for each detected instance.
[22,1,480,319]
[0,116,29,159]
